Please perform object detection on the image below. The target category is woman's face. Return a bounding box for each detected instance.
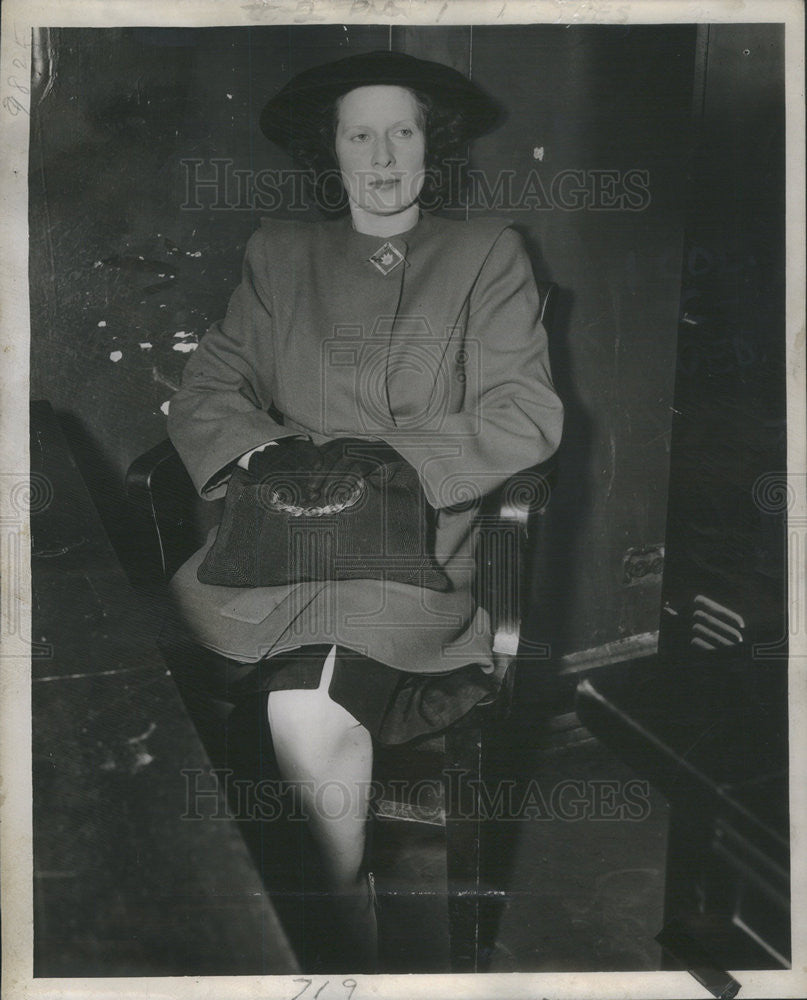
[334,85,427,217]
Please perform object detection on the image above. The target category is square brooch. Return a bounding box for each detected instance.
[368,241,406,276]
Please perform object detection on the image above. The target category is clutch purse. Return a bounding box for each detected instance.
[196,459,450,591]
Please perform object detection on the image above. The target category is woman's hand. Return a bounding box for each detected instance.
[248,437,403,509]
[247,437,322,504]
[307,439,403,508]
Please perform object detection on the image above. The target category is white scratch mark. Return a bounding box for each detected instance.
[151,365,180,391]
[126,722,157,774]
[533,146,544,161]
[131,751,154,773]
[173,341,198,353]
[127,722,157,747]
[34,664,150,684]
[97,320,107,328]
[604,429,616,500]
[160,400,170,415]
[109,350,122,362]
[139,342,152,350]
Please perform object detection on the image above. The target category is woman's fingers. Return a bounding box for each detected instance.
[307,466,364,507]
[249,437,403,508]
[307,441,405,506]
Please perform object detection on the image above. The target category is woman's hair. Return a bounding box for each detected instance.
[288,87,470,215]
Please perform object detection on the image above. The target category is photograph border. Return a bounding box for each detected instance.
[2,1,805,998]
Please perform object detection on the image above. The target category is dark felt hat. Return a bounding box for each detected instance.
[260,49,502,151]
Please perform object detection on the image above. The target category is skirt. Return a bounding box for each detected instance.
[164,637,500,747]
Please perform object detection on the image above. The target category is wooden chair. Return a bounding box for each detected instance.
[125,282,558,971]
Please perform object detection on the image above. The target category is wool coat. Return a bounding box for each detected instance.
[167,209,564,674]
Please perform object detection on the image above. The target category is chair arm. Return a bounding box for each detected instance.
[475,458,555,659]
[126,438,186,503]
[488,487,532,660]
[125,439,205,582]
[469,460,555,718]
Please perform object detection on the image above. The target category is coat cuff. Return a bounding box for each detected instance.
[236,440,278,470]
[194,424,303,499]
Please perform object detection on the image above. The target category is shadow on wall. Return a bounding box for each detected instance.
[512,223,595,666]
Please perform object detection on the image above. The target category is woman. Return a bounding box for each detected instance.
[167,49,563,971]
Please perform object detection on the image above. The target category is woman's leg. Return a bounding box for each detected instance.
[266,646,373,888]
[266,646,377,968]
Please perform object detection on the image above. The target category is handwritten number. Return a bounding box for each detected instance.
[3,22,31,119]
[290,979,311,1000]
[8,77,30,95]
[2,95,28,116]
[291,981,353,1000]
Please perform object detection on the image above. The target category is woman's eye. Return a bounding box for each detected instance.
[397,128,413,137]
[351,133,369,142]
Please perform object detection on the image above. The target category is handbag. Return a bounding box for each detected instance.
[196,457,450,591]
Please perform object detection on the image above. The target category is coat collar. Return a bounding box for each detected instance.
[334,209,438,272]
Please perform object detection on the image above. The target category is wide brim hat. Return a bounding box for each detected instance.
[260,49,502,151]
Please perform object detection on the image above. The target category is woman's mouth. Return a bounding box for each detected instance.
[369,178,399,190]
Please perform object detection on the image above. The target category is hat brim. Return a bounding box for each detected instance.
[260,49,502,152]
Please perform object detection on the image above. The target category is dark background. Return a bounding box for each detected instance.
[28,23,785,665]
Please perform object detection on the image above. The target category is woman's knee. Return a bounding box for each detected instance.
[267,686,368,763]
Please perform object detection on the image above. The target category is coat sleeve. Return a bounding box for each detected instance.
[167,229,301,499]
[389,226,564,508]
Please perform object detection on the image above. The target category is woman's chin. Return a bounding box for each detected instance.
[356,198,419,218]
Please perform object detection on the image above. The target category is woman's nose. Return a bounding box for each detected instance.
[372,138,394,168]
